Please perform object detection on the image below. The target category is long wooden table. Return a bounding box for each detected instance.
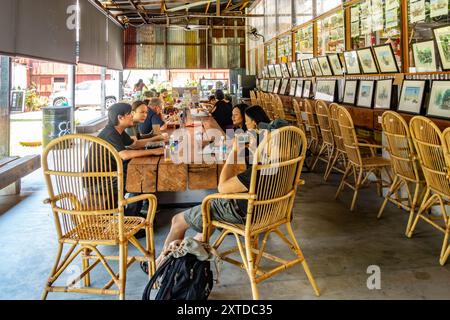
[126,110,241,198]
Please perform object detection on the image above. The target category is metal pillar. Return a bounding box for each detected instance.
[67,64,76,134]
[101,67,106,116]
[0,56,11,157]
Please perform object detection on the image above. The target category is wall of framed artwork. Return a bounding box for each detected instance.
[273,79,281,93]
[281,63,290,78]
[291,62,300,77]
[357,80,376,108]
[268,79,275,93]
[397,80,427,114]
[343,80,359,105]
[427,80,450,119]
[268,65,277,78]
[315,80,337,102]
[374,79,395,110]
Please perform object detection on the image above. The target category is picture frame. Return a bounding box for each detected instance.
[310,58,323,76]
[273,79,281,93]
[268,79,275,92]
[281,63,290,78]
[328,54,344,76]
[287,63,294,78]
[318,56,333,76]
[356,80,376,108]
[426,80,450,119]
[268,65,277,78]
[296,60,305,77]
[274,64,283,78]
[398,80,427,114]
[412,40,438,72]
[315,80,337,102]
[373,44,400,73]
[291,62,300,77]
[289,80,298,96]
[262,79,269,92]
[264,66,270,78]
[303,80,312,98]
[432,24,450,71]
[302,59,313,77]
[280,79,290,95]
[344,51,362,75]
[357,47,379,74]
[374,79,394,110]
[295,80,304,98]
[343,80,359,105]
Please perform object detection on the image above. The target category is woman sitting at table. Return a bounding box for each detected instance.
[154,105,272,267]
[232,103,249,132]
[211,90,233,131]
[125,101,165,141]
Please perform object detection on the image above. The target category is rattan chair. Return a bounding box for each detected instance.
[312,100,335,177]
[41,134,157,300]
[335,106,392,211]
[292,99,304,130]
[262,93,276,121]
[377,112,426,235]
[201,126,320,300]
[303,99,322,160]
[325,103,347,181]
[274,94,297,123]
[250,90,257,106]
[407,117,450,266]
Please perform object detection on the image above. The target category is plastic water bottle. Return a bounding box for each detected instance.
[219,136,227,161]
[169,135,175,153]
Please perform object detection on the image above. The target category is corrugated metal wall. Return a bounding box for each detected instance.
[124,25,244,69]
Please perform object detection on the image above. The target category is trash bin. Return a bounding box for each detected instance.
[42,106,72,147]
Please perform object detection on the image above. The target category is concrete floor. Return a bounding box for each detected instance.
[0,166,449,300]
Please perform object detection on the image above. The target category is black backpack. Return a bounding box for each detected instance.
[142,253,214,300]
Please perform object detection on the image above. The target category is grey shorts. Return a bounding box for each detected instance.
[184,198,245,233]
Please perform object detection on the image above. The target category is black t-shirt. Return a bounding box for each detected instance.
[87,125,134,189]
[212,100,233,131]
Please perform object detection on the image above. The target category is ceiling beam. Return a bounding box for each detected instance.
[216,0,221,16]
[128,0,148,23]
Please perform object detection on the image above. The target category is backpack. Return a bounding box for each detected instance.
[142,253,214,300]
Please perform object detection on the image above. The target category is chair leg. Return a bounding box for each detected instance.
[377,176,400,219]
[311,144,326,171]
[407,189,431,238]
[145,224,156,279]
[406,183,421,236]
[335,164,352,200]
[118,242,128,300]
[286,223,320,297]
[41,243,65,300]
[244,235,259,300]
[82,248,91,287]
[375,169,383,197]
[350,169,364,211]
[440,227,449,266]
[324,149,338,181]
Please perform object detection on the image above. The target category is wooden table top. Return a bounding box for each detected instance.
[126,109,243,193]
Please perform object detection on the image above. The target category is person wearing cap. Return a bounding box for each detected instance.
[95,103,164,217]
[139,97,166,135]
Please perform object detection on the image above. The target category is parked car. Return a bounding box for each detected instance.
[50,80,119,109]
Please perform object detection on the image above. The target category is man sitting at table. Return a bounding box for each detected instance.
[140,97,167,135]
[93,103,164,217]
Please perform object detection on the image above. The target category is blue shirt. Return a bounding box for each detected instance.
[139,108,165,135]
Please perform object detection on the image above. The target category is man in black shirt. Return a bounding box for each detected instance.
[211,90,233,131]
[91,103,164,216]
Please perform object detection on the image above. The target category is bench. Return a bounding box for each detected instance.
[76,116,108,134]
[0,155,41,195]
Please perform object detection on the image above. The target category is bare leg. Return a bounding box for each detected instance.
[156,212,190,267]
